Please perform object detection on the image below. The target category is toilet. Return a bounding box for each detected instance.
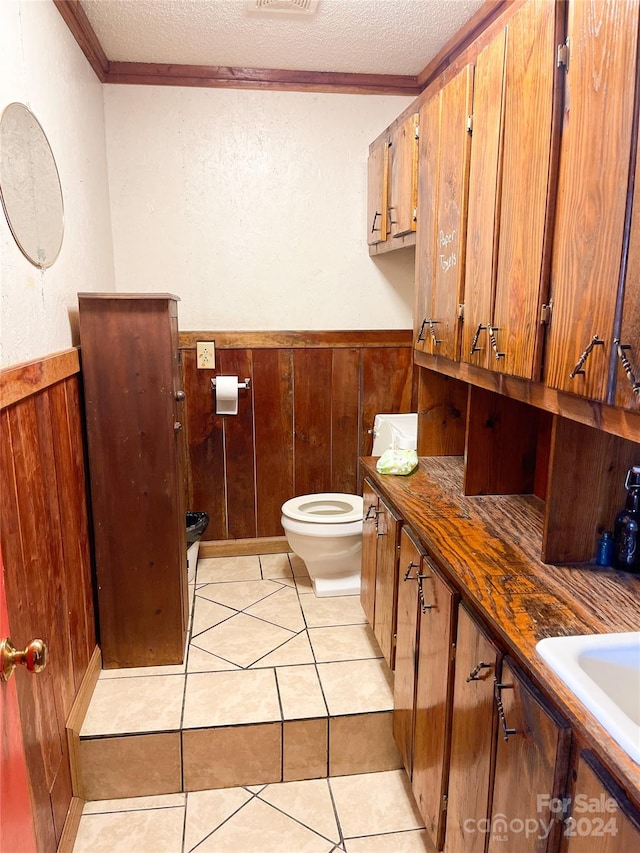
[281,413,418,598]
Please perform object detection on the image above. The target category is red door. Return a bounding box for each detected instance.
[0,548,37,853]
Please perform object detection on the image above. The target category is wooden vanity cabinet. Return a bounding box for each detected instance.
[360,477,380,627]
[561,750,640,852]
[545,0,640,401]
[488,657,572,853]
[393,527,425,777]
[360,476,403,668]
[445,604,500,853]
[373,495,403,668]
[412,553,459,851]
[78,293,188,668]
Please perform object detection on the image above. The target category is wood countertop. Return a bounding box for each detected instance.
[361,456,640,806]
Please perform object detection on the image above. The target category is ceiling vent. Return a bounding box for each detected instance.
[245,0,319,16]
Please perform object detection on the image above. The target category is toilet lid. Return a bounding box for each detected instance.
[282,493,363,524]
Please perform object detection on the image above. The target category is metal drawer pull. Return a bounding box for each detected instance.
[364,504,379,521]
[494,679,517,740]
[417,573,433,613]
[570,334,604,378]
[614,339,640,395]
[470,323,486,355]
[404,561,420,581]
[466,661,491,682]
[487,325,505,360]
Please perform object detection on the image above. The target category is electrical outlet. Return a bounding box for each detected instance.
[197,341,215,369]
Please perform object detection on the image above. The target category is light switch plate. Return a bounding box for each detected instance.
[197,341,215,369]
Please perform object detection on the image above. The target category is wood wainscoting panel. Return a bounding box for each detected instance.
[181,333,415,539]
[0,360,96,853]
[253,348,295,538]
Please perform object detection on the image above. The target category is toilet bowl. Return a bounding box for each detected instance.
[281,493,364,597]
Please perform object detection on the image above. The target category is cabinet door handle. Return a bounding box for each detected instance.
[470,323,486,355]
[365,504,379,521]
[371,211,381,233]
[466,661,491,682]
[487,325,505,360]
[614,339,640,395]
[417,573,433,612]
[175,390,186,402]
[494,679,517,740]
[403,561,420,581]
[417,319,428,342]
[569,334,604,378]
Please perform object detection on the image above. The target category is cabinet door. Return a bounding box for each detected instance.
[412,555,459,850]
[488,658,571,853]
[373,496,402,668]
[414,92,441,354]
[461,29,506,369]
[491,0,562,379]
[367,139,390,246]
[389,113,419,238]
[430,66,474,362]
[546,0,640,399]
[562,750,640,852]
[615,129,640,411]
[361,478,379,627]
[445,605,500,853]
[393,527,424,778]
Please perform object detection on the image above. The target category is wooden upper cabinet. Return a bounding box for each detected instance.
[415,65,474,361]
[389,113,419,238]
[367,137,390,246]
[545,0,640,400]
[462,29,506,371]
[614,129,640,412]
[488,658,571,853]
[463,0,562,379]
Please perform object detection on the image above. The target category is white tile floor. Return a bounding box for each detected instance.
[74,771,431,853]
[74,553,431,851]
[80,553,392,737]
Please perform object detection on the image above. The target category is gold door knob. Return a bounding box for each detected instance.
[0,637,48,682]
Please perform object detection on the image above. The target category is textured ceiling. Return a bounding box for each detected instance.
[80,0,486,75]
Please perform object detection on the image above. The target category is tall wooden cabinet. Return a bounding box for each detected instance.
[78,293,188,668]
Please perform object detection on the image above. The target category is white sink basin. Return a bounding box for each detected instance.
[536,632,640,764]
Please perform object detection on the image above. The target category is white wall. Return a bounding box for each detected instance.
[0,0,115,368]
[103,85,416,330]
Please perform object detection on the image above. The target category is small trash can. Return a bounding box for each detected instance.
[186,511,209,582]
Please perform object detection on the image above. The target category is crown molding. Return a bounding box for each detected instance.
[53,0,109,82]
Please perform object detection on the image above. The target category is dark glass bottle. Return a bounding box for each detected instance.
[612,466,640,573]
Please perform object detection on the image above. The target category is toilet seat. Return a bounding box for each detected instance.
[281,493,363,524]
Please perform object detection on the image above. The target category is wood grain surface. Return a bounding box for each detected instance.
[361,456,640,809]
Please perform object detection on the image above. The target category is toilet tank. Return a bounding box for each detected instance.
[371,413,418,455]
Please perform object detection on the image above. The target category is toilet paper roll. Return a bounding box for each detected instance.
[215,375,239,415]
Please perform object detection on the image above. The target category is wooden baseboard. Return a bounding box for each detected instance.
[66,645,102,800]
[56,796,85,853]
[199,536,289,558]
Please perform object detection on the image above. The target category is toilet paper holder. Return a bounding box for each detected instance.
[210,377,251,391]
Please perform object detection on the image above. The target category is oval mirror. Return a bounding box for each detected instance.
[0,102,64,269]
